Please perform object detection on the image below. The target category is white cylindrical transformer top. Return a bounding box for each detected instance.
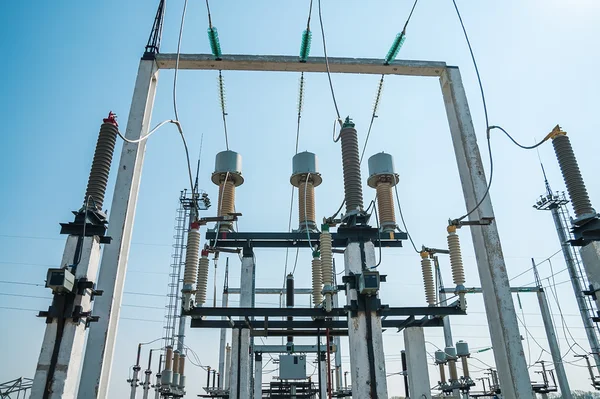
[291,151,323,187]
[435,349,447,364]
[211,150,244,186]
[367,152,399,188]
[456,340,470,357]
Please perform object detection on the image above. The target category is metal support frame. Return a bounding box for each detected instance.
[404,327,432,399]
[319,353,328,398]
[31,235,102,399]
[77,52,528,397]
[441,66,532,398]
[79,58,159,399]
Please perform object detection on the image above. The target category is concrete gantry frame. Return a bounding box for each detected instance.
[79,53,532,398]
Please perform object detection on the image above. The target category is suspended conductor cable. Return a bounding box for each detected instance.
[205,0,213,28]
[173,0,188,123]
[115,120,195,204]
[394,184,419,253]
[451,0,493,223]
[317,0,342,128]
[360,74,385,164]
[218,71,230,150]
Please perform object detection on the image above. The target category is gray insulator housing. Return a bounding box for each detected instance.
[290,151,322,187]
[340,125,364,214]
[367,152,399,188]
[456,340,470,357]
[211,150,244,186]
[552,134,596,219]
[161,370,173,386]
[435,349,447,364]
[84,122,118,210]
[445,346,457,360]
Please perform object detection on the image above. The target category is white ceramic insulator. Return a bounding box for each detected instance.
[196,255,210,304]
[421,257,436,305]
[312,257,323,306]
[447,231,466,286]
[320,231,333,286]
[183,228,200,286]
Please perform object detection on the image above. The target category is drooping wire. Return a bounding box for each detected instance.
[394,184,419,253]
[450,0,493,223]
[217,71,230,150]
[173,0,188,123]
[489,125,550,150]
[359,74,385,164]
[317,0,342,128]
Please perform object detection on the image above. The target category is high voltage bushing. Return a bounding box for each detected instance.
[211,150,244,232]
[420,251,436,306]
[178,354,186,389]
[320,224,334,312]
[312,250,323,307]
[367,152,399,232]
[456,340,471,379]
[435,350,447,384]
[196,249,210,306]
[161,346,173,386]
[447,225,466,307]
[182,222,201,311]
[172,350,180,388]
[290,152,323,232]
[550,127,596,220]
[339,117,364,218]
[84,112,118,210]
[445,346,459,383]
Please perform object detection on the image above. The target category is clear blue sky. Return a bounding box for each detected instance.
[1,0,600,397]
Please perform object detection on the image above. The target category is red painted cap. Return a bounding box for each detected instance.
[103,111,119,127]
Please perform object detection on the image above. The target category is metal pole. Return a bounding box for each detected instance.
[218,259,229,388]
[404,327,431,398]
[435,256,454,348]
[441,66,533,398]
[401,350,409,398]
[287,274,295,345]
[31,235,102,399]
[142,350,153,399]
[549,203,600,372]
[154,354,162,399]
[344,241,388,397]
[79,58,159,398]
[332,261,343,392]
[533,260,572,399]
[254,353,262,399]
[130,344,142,399]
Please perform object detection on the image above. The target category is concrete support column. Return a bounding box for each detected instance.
[230,250,254,399]
[319,354,328,399]
[31,235,102,399]
[404,327,431,399]
[441,66,533,398]
[79,58,159,399]
[254,353,262,399]
[344,241,388,398]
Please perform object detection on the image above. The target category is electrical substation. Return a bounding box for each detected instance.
[12,1,600,399]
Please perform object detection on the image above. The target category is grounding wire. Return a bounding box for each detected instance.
[317,0,342,128]
[394,184,419,253]
[509,249,562,282]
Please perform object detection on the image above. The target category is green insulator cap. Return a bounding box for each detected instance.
[384,32,406,65]
[207,27,222,59]
[342,116,355,129]
[299,30,312,62]
[312,250,321,258]
[321,223,330,232]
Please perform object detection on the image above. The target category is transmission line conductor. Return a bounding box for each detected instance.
[367,152,399,233]
[211,150,244,232]
[290,152,322,232]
